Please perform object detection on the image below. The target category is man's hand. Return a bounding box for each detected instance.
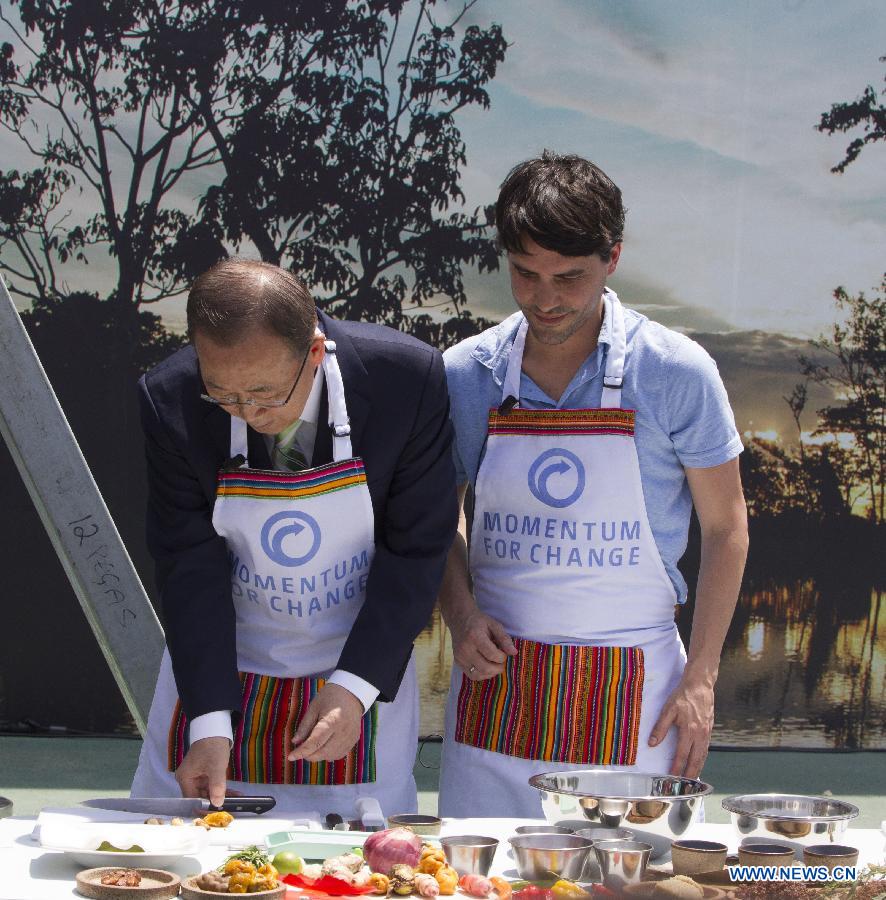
[289,683,364,762]
[648,673,715,778]
[174,736,231,807]
[451,609,518,680]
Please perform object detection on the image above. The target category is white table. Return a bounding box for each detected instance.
[1,816,884,899]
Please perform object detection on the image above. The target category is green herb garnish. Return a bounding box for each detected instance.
[217,844,271,872]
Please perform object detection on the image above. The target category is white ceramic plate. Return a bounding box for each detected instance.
[39,822,209,868]
[61,845,204,869]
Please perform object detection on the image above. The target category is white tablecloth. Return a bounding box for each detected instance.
[1,816,884,899]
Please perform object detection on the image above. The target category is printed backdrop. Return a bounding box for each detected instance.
[0,1,883,748]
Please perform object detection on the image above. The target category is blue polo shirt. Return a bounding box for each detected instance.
[443,291,744,603]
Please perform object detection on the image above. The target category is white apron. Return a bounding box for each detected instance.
[439,293,685,817]
[132,343,418,816]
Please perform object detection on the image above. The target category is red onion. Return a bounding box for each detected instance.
[363,827,423,874]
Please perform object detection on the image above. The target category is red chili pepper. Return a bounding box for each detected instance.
[513,887,553,900]
[283,873,375,896]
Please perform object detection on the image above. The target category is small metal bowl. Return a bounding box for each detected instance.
[440,835,499,876]
[0,798,12,820]
[574,826,635,842]
[513,825,575,835]
[722,794,859,847]
[593,839,653,890]
[386,814,442,836]
[573,828,635,880]
[529,769,711,859]
[508,833,594,881]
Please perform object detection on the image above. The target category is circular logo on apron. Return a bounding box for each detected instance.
[260,511,322,566]
[528,448,586,508]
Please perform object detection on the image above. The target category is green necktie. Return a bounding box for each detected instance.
[273,420,308,471]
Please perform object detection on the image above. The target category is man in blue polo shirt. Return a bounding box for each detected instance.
[437,152,749,817]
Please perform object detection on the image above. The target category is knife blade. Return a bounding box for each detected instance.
[81,796,277,816]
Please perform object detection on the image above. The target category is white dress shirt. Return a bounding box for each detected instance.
[189,363,380,746]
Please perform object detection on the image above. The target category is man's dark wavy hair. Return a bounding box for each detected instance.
[495,150,625,260]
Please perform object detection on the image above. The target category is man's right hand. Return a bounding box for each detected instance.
[451,609,518,680]
[174,736,231,807]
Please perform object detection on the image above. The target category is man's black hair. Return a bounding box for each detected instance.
[496,150,626,259]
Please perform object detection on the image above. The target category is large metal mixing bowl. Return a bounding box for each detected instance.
[528,770,712,859]
[722,794,859,847]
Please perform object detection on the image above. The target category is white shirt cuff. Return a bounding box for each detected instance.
[189,711,234,745]
[326,670,379,713]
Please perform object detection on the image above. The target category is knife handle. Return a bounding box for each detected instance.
[212,796,277,815]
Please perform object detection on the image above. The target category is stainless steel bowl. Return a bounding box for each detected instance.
[0,797,11,820]
[508,834,594,881]
[513,825,575,835]
[387,814,442,836]
[440,835,499,876]
[574,826,635,842]
[593,840,653,890]
[529,769,712,859]
[722,793,859,847]
[573,828,635,880]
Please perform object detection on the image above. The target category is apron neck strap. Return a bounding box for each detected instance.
[323,340,353,461]
[501,318,529,408]
[600,290,626,409]
[500,291,627,411]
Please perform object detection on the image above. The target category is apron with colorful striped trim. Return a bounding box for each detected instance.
[439,292,686,818]
[132,342,418,815]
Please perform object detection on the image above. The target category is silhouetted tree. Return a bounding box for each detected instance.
[810,443,852,521]
[817,54,885,173]
[800,281,886,524]
[0,167,72,302]
[0,0,506,339]
[0,1,218,306]
[152,0,505,336]
[740,438,793,518]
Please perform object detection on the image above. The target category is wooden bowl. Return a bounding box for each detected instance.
[622,879,728,898]
[180,874,285,898]
[75,867,180,900]
[670,840,728,877]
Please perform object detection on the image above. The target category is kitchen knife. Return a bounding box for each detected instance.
[81,796,276,816]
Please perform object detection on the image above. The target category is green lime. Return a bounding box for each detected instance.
[272,850,304,876]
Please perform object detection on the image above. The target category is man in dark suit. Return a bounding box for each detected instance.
[130,258,457,813]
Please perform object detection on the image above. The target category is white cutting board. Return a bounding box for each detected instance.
[32,807,321,847]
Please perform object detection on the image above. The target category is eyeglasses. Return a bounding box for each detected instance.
[200,344,312,409]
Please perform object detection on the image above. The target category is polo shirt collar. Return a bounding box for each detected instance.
[471,289,615,387]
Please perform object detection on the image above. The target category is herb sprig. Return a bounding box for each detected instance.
[217,844,271,873]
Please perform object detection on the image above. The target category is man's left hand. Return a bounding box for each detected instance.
[647,674,715,778]
[289,683,364,762]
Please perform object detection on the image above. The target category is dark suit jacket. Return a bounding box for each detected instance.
[139,311,458,720]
